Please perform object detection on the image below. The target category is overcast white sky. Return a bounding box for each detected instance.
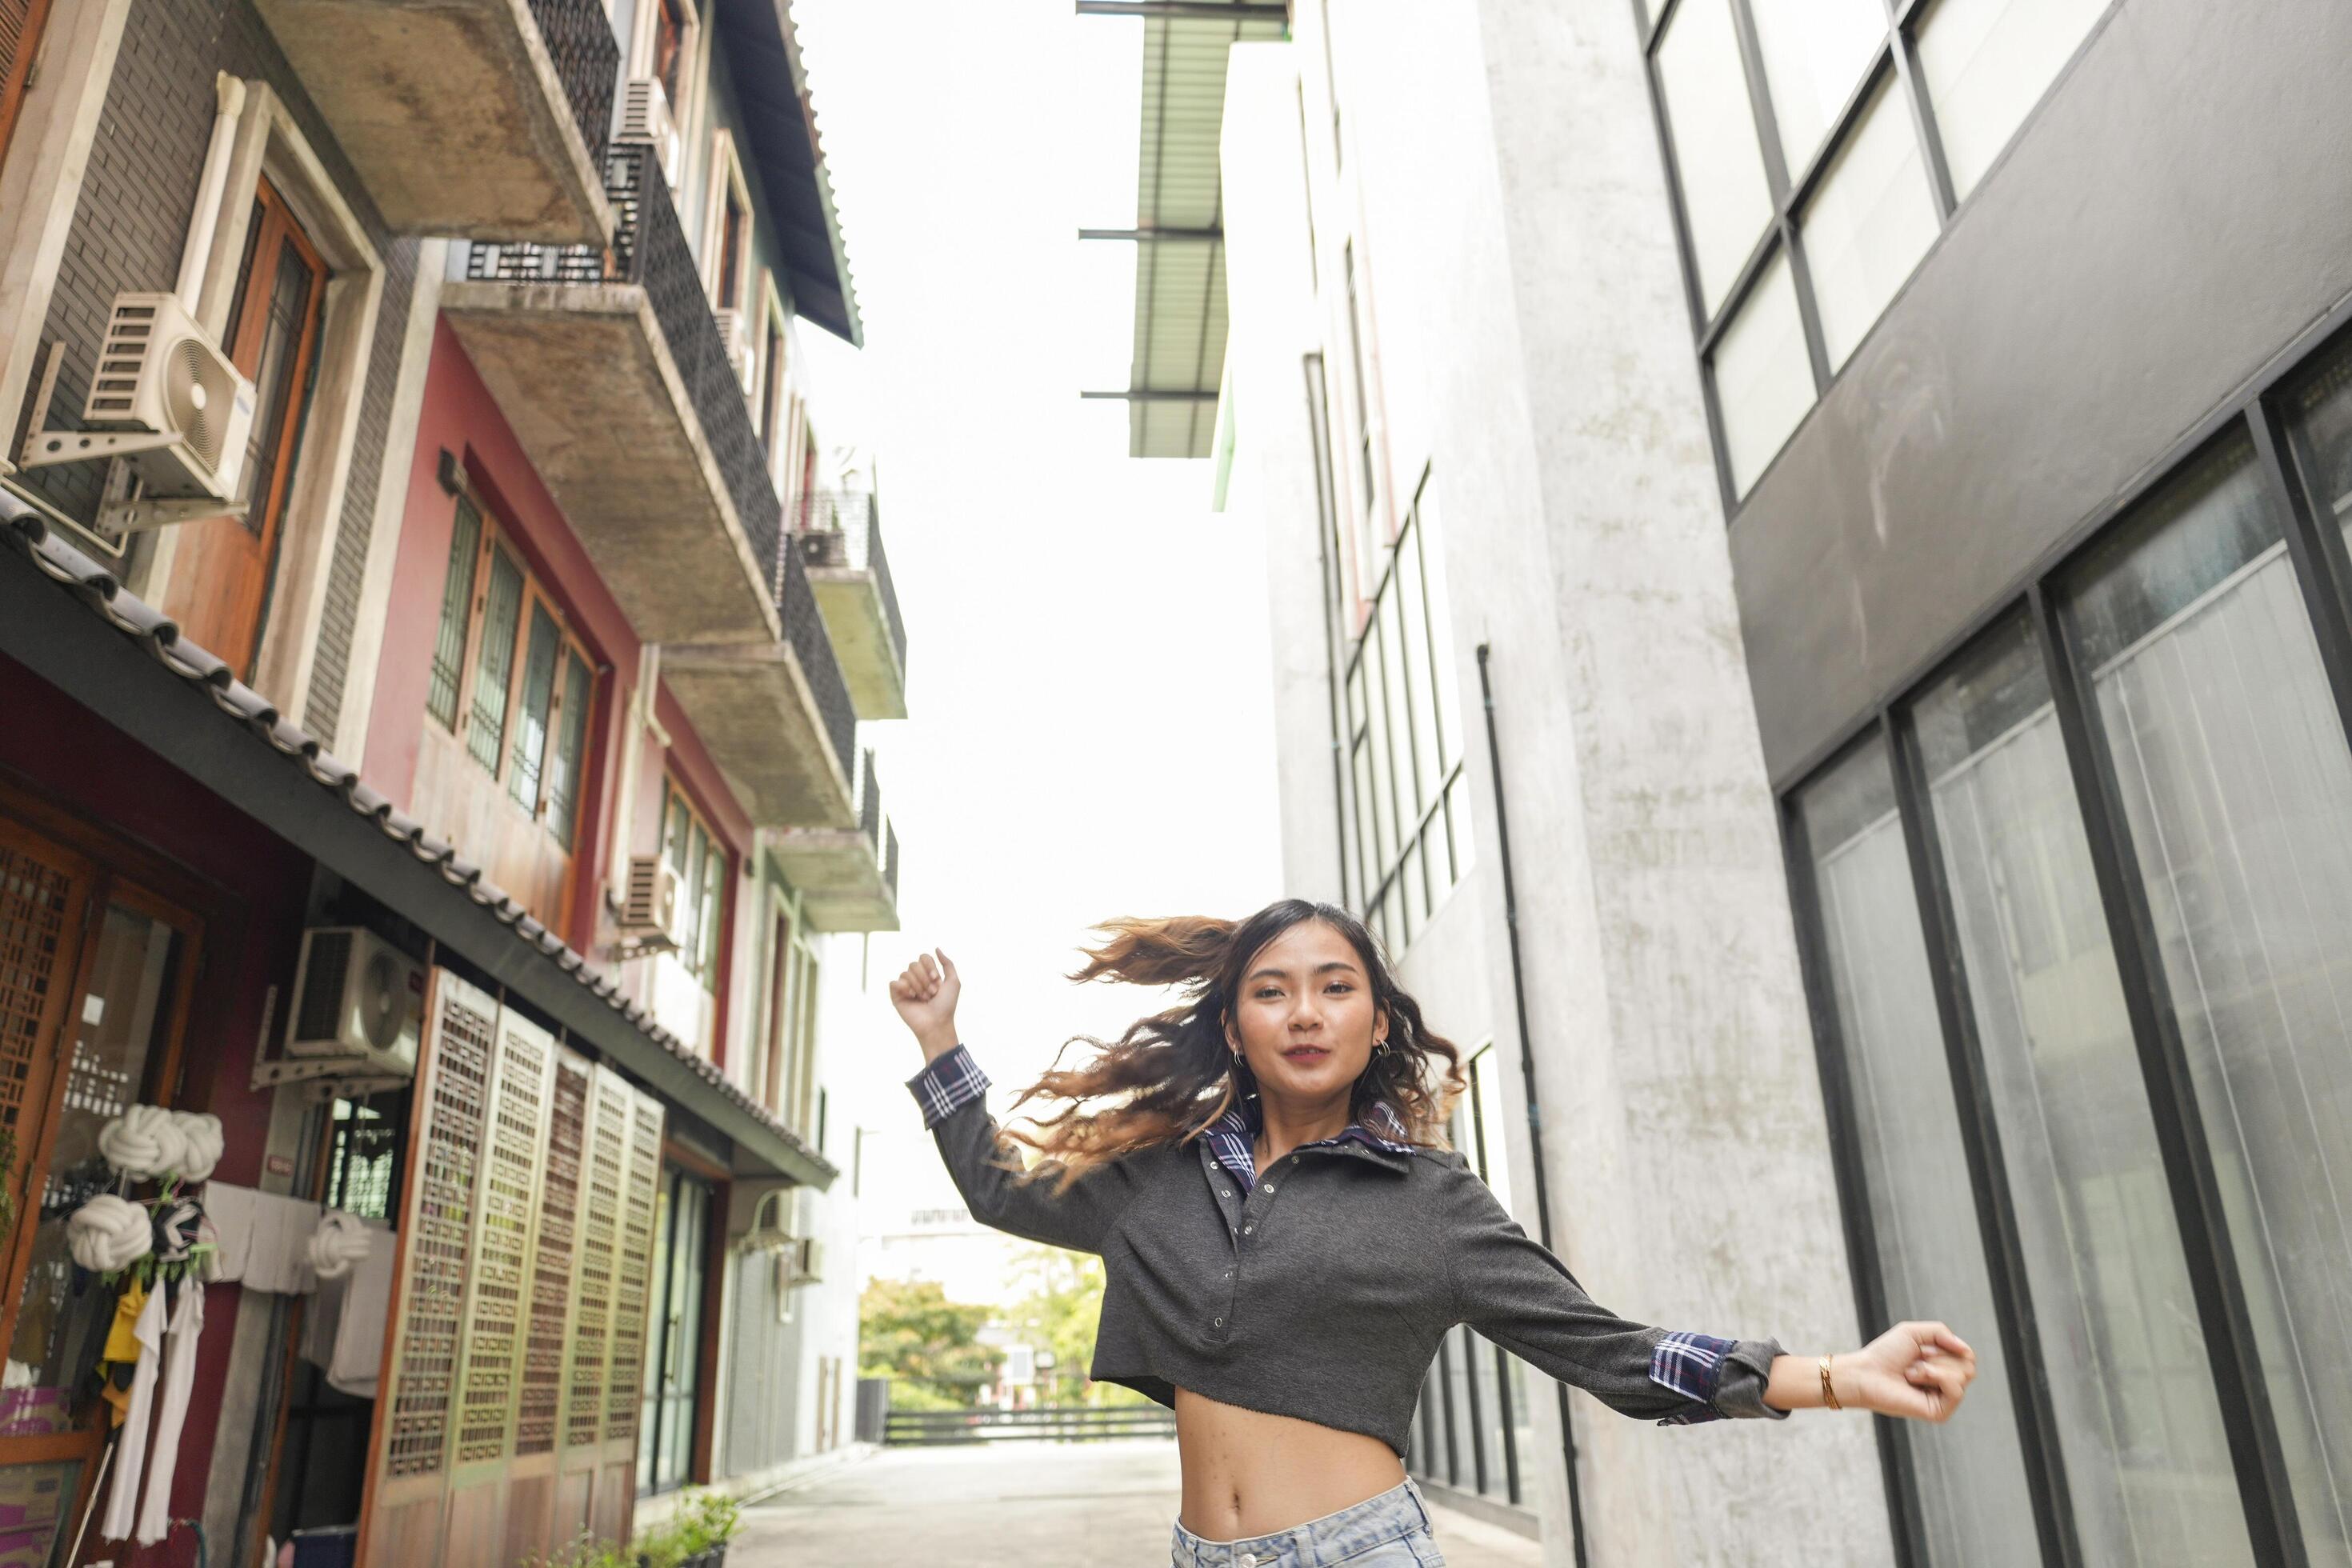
[787,2,1286,1223]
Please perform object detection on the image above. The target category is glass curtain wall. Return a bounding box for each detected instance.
[1793,737,2038,1565]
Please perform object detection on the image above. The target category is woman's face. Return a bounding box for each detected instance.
[1226,919,1387,1107]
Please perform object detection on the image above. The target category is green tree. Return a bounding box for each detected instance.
[858,1276,1002,1409]
[1002,1245,1150,1407]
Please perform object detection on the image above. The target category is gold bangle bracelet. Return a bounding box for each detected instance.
[1820,1354,1841,1411]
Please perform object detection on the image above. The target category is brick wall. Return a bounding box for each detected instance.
[14,0,416,741]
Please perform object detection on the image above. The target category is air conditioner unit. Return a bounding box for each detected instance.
[18,293,257,530]
[618,854,682,951]
[284,927,425,1078]
[712,306,756,395]
[789,1234,824,1286]
[619,78,682,186]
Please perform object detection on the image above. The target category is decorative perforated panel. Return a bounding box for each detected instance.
[0,842,74,1133]
[564,1070,630,1450]
[385,974,495,1480]
[450,1014,552,1465]
[518,1050,590,1457]
[604,1090,665,1437]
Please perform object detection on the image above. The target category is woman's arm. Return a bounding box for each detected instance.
[1442,1170,1975,1425]
[891,950,1145,1256]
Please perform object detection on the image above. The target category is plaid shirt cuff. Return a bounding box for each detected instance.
[906,1042,990,1129]
[1649,1330,1736,1426]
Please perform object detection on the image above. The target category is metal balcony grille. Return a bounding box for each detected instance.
[465,144,784,586]
[793,490,909,677]
[777,542,857,789]
[527,0,621,170]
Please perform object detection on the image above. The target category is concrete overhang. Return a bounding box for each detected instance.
[770,825,898,933]
[250,0,617,245]
[659,639,858,830]
[804,559,906,721]
[442,280,782,647]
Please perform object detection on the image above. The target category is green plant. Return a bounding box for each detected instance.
[675,1488,739,1550]
[524,1532,631,1568]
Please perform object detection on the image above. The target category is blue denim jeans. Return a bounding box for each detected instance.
[1170,1477,1448,1567]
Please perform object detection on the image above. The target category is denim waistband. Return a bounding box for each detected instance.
[1170,1476,1432,1567]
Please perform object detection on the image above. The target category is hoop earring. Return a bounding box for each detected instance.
[1230,1048,1258,1098]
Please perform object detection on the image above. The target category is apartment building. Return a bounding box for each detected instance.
[1144,0,2352,1564]
[0,1,905,1564]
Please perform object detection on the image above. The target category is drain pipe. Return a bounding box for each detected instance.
[1476,641,1589,1568]
[180,74,246,316]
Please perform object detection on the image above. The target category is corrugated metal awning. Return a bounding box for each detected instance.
[1113,4,1288,458]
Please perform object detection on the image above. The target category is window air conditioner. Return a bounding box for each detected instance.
[18,293,257,530]
[790,1234,824,1287]
[619,78,682,187]
[618,854,683,952]
[284,926,426,1078]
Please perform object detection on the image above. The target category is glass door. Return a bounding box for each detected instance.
[637,1168,710,1496]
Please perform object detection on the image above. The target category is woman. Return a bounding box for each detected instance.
[889,899,1977,1567]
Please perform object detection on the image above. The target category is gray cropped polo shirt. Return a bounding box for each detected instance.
[914,1046,1789,1454]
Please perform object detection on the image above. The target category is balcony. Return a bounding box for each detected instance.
[771,747,902,933]
[250,0,617,243]
[791,491,909,721]
[449,144,865,829]
[661,540,861,830]
[443,143,782,646]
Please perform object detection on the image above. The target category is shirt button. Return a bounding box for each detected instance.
[1290,1154,1301,1162]
[1242,1224,1254,1234]
[1223,1269,1233,1278]
[1262,1182,1275,1193]
[1214,1316,1225,1327]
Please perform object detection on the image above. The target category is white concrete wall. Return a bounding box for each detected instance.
[1220,5,1891,1561]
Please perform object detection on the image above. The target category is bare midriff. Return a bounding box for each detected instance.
[1174,1386,1406,1541]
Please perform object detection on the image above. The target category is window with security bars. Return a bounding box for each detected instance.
[1338,474,1471,956]
[425,488,601,850]
[1645,0,2113,503]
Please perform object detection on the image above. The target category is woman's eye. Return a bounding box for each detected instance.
[1255,987,1280,999]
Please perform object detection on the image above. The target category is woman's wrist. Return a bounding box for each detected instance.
[914,1026,962,1064]
[1762,1351,1846,1413]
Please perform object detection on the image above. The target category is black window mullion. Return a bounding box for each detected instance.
[1890,23,1959,220]
[1723,0,1832,391]
[2025,581,2309,1568]
[1777,776,1927,1568]
[1458,1326,1489,1495]
[2248,398,2352,754]
[1886,699,2084,1568]
[1492,1345,1521,1506]
[1782,45,1900,214]
[1434,1330,1461,1487]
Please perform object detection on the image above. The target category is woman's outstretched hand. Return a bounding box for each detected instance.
[888,948,962,1063]
[1835,1321,1977,1422]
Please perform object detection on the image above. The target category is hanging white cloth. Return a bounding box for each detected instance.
[134,1278,204,1545]
[328,1226,394,1398]
[201,1184,320,1293]
[98,1282,167,1540]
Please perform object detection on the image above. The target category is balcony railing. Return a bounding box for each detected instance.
[793,490,908,675]
[776,542,858,792]
[528,0,619,171]
[467,142,784,584]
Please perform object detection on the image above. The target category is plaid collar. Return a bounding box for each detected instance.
[1200,1094,1416,1192]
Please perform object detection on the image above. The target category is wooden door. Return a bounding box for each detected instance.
[0,816,200,1564]
[503,1046,592,1564]
[356,970,498,1568]
[599,1086,665,1538]
[440,1006,556,1568]
[162,176,326,678]
[552,1066,630,1543]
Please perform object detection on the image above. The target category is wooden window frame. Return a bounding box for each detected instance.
[701,130,754,314]
[430,486,600,854]
[658,778,728,997]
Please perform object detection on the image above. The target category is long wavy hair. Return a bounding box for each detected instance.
[994,899,1469,1194]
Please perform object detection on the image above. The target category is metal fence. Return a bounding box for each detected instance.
[776,541,857,790]
[864,1377,1175,1447]
[526,0,620,170]
[793,489,909,680]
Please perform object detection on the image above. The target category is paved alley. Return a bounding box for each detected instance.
[735,1440,1543,1566]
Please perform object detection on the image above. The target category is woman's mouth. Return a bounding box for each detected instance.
[1281,1046,1330,1062]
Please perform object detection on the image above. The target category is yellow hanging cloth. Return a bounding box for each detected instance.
[98,1278,148,1429]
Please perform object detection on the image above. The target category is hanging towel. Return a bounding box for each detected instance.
[98,1281,166,1540]
[326,1225,394,1399]
[202,1185,322,1294]
[96,1279,148,1431]
[134,1278,203,1545]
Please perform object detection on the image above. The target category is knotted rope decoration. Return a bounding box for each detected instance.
[97,1106,191,1182]
[169,1111,223,1184]
[68,1194,153,1274]
[152,1198,204,1264]
[306,1211,370,1281]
